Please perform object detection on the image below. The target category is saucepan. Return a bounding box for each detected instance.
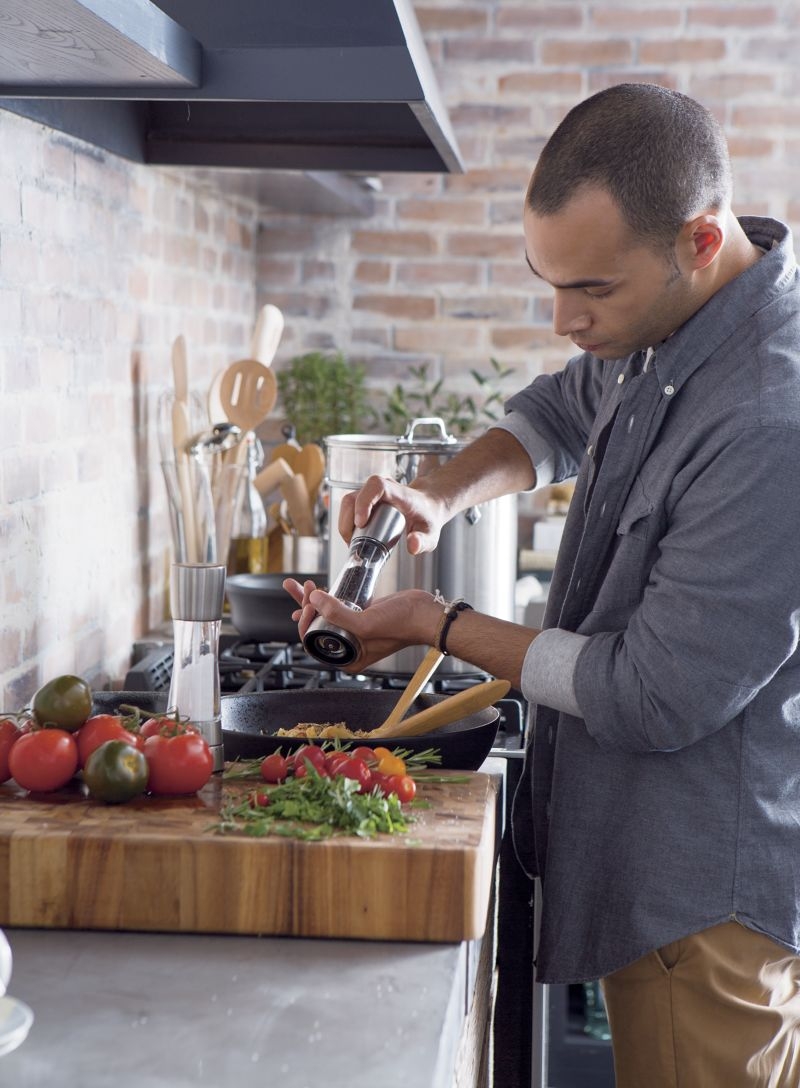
[91,689,501,771]
[225,572,318,643]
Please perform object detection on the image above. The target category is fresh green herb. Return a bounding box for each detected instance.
[217,771,412,840]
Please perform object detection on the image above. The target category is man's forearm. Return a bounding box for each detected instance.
[412,427,536,518]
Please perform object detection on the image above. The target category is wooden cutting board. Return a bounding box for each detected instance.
[0,770,499,943]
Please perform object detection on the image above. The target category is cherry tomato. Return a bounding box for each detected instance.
[0,718,22,783]
[143,731,214,795]
[140,714,196,739]
[337,757,372,793]
[292,745,327,774]
[8,729,79,792]
[370,770,391,798]
[251,790,271,808]
[83,740,148,803]
[294,759,328,780]
[377,752,407,777]
[260,753,290,784]
[386,774,417,804]
[325,751,351,775]
[31,674,92,732]
[77,715,143,768]
[351,746,379,765]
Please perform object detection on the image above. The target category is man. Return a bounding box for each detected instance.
[286,84,800,1085]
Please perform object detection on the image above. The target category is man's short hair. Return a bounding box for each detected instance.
[526,83,732,251]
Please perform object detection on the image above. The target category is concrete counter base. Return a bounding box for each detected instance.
[2,922,490,1087]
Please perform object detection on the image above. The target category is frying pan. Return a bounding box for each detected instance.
[91,689,500,771]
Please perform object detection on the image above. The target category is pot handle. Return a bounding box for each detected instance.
[400,417,458,445]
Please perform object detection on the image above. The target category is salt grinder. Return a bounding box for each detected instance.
[168,563,226,771]
[303,504,406,666]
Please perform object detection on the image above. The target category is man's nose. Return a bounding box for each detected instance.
[552,292,591,337]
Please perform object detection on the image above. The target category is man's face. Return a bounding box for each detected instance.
[523,186,701,360]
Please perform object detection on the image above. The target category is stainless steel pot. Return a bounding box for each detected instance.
[324,418,518,675]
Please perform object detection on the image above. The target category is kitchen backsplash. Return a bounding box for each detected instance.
[3,0,800,707]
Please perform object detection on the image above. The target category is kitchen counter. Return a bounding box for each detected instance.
[0,760,508,1086]
[1,926,489,1088]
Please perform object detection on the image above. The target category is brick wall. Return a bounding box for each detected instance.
[0,114,262,705]
[259,0,800,411]
[2,0,800,705]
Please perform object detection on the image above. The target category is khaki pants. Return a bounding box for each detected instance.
[601,921,800,1087]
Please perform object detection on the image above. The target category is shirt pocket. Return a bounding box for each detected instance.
[616,476,655,541]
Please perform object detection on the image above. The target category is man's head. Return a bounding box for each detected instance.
[526,82,732,254]
[524,84,744,360]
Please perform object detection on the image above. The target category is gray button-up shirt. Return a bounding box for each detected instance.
[499,217,800,984]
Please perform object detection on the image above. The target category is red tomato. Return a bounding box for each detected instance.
[386,774,417,804]
[294,759,328,780]
[0,718,22,783]
[351,746,378,765]
[370,770,391,797]
[325,751,351,775]
[8,729,79,792]
[260,753,289,784]
[140,714,196,739]
[337,757,372,793]
[292,745,327,774]
[143,731,213,795]
[77,715,142,768]
[251,790,271,808]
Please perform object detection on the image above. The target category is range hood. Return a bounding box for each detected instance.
[0,0,463,184]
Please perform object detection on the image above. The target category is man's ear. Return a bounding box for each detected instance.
[680,214,724,270]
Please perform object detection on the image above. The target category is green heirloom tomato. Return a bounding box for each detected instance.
[83,740,148,803]
[32,674,93,732]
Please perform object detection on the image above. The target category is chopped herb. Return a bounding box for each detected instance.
[216,771,413,840]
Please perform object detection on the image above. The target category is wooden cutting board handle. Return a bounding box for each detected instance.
[374,678,511,739]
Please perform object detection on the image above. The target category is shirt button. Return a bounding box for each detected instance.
[600,501,607,515]
[627,414,635,431]
[664,384,675,395]
[587,443,594,457]
[617,374,625,385]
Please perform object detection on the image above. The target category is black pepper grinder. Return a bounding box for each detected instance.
[303,504,406,666]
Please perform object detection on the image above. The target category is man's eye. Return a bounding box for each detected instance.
[585,287,614,299]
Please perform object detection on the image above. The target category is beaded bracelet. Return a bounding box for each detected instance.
[433,598,474,656]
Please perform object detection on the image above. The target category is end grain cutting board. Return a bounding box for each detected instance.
[0,770,499,944]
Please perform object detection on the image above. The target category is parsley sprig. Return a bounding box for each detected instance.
[217,772,412,840]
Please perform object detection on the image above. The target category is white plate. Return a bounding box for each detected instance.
[0,995,34,1058]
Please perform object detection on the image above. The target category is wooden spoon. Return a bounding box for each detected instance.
[295,443,325,506]
[374,646,444,736]
[251,303,284,366]
[370,679,510,740]
[219,359,278,432]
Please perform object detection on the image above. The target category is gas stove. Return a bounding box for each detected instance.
[126,631,527,758]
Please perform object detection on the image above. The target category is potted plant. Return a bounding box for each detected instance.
[374,357,517,437]
[275,351,370,445]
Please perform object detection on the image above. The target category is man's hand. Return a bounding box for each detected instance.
[338,474,447,555]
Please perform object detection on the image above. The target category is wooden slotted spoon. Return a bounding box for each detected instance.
[371,677,511,741]
[219,359,278,432]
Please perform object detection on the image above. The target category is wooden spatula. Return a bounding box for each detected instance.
[219,359,278,432]
[370,678,510,740]
[373,647,444,736]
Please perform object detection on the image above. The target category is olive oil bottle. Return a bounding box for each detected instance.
[227,434,270,577]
